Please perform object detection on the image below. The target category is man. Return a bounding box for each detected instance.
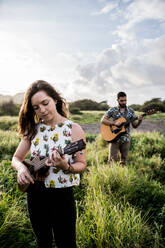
[101,92,143,165]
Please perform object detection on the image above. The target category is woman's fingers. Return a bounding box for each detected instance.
[26,173,34,184]
[51,150,61,161]
[18,176,28,185]
[17,167,34,184]
[45,158,54,167]
[45,151,66,168]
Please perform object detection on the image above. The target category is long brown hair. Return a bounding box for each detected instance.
[18,80,69,139]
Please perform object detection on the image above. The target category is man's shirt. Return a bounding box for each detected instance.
[105,106,138,143]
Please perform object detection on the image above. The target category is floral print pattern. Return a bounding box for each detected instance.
[50,133,59,142]
[30,120,80,188]
[33,138,40,146]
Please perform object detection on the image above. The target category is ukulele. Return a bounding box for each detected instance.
[100,109,157,142]
[18,139,86,192]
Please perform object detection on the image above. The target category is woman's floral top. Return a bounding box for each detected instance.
[30,120,80,188]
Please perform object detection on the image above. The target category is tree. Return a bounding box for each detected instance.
[141,102,165,113]
[142,97,165,113]
[69,99,109,111]
[0,101,20,116]
[129,104,142,111]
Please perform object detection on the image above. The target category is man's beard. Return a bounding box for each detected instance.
[119,103,126,108]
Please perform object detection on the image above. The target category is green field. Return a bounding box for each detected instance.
[0,114,165,247]
[0,111,164,130]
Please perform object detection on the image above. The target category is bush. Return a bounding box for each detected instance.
[69,99,109,111]
[0,101,20,116]
[69,106,82,114]
[141,102,165,113]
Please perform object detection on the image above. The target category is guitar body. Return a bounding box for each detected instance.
[100,109,157,142]
[18,139,86,192]
[18,163,49,192]
[18,183,30,192]
[100,117,127,142]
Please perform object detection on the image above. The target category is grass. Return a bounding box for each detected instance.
[0,116,18,131]
[77,163,163,248]
[135,111,165,119]
[0,130,20,161]
[0,112,165,130]
[70,110,105,124]
[0,114,165,247]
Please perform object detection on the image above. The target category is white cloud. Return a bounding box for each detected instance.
[143,35,165,68]
[126,0,165,24]
[0,0,165,106]
[77,48,119,80]
[115,0,165,42]
[92,2,118,15]
[71,30,165,105]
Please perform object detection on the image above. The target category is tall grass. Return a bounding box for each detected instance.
[0,130,20,161]
[0,116,18,131]
[0,192,36,248]
[0,119,165,247]
[76,132,165,247]
[77,164,160,248]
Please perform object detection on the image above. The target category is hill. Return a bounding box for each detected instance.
[0,92,24,104]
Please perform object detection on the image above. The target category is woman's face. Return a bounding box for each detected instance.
[31,90,57,124]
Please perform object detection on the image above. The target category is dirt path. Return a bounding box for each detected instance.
[80,119,165,135]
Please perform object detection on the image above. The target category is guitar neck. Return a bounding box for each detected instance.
[141,109,156,117]
[24,139,86,173]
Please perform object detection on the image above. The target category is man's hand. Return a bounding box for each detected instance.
[114,120,122,127]
[132,115,143,128]
[138,115,143,121]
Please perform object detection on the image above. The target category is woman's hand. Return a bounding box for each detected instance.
[45,150,69,171]
[17,165,34,185]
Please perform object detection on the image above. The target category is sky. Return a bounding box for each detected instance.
[0,0,165,106]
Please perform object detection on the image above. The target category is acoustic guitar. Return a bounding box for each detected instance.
[100,109,156,142]
[18,139,86,192]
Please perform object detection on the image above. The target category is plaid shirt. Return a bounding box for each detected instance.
[105,106,138,143]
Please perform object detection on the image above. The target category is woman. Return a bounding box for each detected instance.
[12,80,86,248]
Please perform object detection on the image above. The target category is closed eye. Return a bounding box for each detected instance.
[33,100,49,110]
[43,102,48,106]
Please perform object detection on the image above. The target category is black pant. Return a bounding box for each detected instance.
[27,182,77,248]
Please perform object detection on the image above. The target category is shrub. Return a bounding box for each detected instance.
[0,101,20,116]
[69,99,109,111]
[69,106,82,114]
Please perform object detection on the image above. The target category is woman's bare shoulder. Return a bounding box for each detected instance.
[71,122,85,141]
